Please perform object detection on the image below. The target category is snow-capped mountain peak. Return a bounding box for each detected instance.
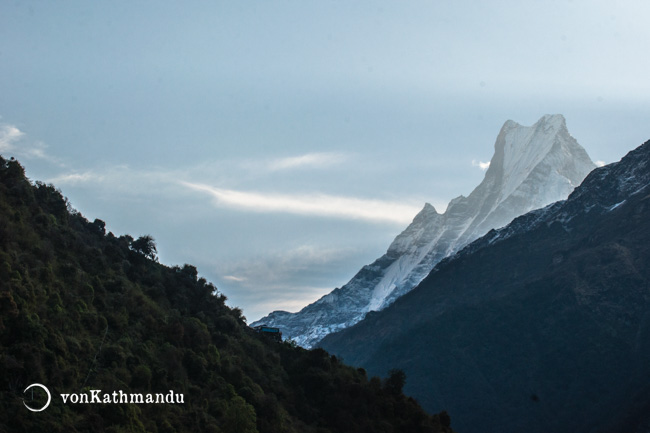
[252,115,596,348]
[489,114,586,203]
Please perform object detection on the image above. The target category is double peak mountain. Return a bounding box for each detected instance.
[252,114,596,348]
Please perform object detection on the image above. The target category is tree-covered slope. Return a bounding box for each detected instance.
[0,155,453,433]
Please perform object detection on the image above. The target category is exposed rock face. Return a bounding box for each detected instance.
[253,114,596,348]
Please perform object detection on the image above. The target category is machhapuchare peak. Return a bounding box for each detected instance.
[252,114,596,348]
[320,138,650,433]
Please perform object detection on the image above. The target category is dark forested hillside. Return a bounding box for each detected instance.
[0,155,453,433]
[321,140,650,433]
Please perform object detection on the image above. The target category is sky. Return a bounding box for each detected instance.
[1,0,649,322]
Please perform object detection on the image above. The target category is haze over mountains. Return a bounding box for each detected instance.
[321,139,650,433]
[254,114,596,348]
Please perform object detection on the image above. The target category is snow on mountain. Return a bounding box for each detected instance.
[319,139,650,433]
[252,114,596,348]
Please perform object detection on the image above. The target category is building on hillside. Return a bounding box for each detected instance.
[252,325,282,342]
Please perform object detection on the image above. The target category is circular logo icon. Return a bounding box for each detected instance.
[23,383,51,412]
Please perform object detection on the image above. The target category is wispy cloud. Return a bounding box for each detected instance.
[236,151,351,174]
[48,171,106,185]
[181,181,420,224]
[472,159,491,171]
[46,152,350,192]
[0,122,52,161]
[214,244,358,319]
[48,163,422,224]
[595,160,606,167]
[0,124,25,151]
[247,288,331,316]
[266,152,349,171]
[219,246,334,287]
[47,165,184,194]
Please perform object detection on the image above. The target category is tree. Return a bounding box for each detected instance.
[131,235,158,260]
[223,396,258,433]
[91,218,106,236]
[384,368,406,395]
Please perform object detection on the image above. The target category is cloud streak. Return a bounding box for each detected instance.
[0,122,52,160]
[48,171,106,185]
[0,124,25,151]
[266,152,349,171]
[472,159,491,171]
[223,275,247,282]
[214,244,360,320]
[181,181,420,224]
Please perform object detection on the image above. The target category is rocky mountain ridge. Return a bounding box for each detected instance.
[254,114,596,348]
[320,139,650,433]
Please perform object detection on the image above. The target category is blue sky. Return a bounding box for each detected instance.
[1,1,649,321]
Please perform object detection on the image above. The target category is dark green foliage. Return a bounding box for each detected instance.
[130,235,157,261]
[0,155,453,433]
[383,368,406,395]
